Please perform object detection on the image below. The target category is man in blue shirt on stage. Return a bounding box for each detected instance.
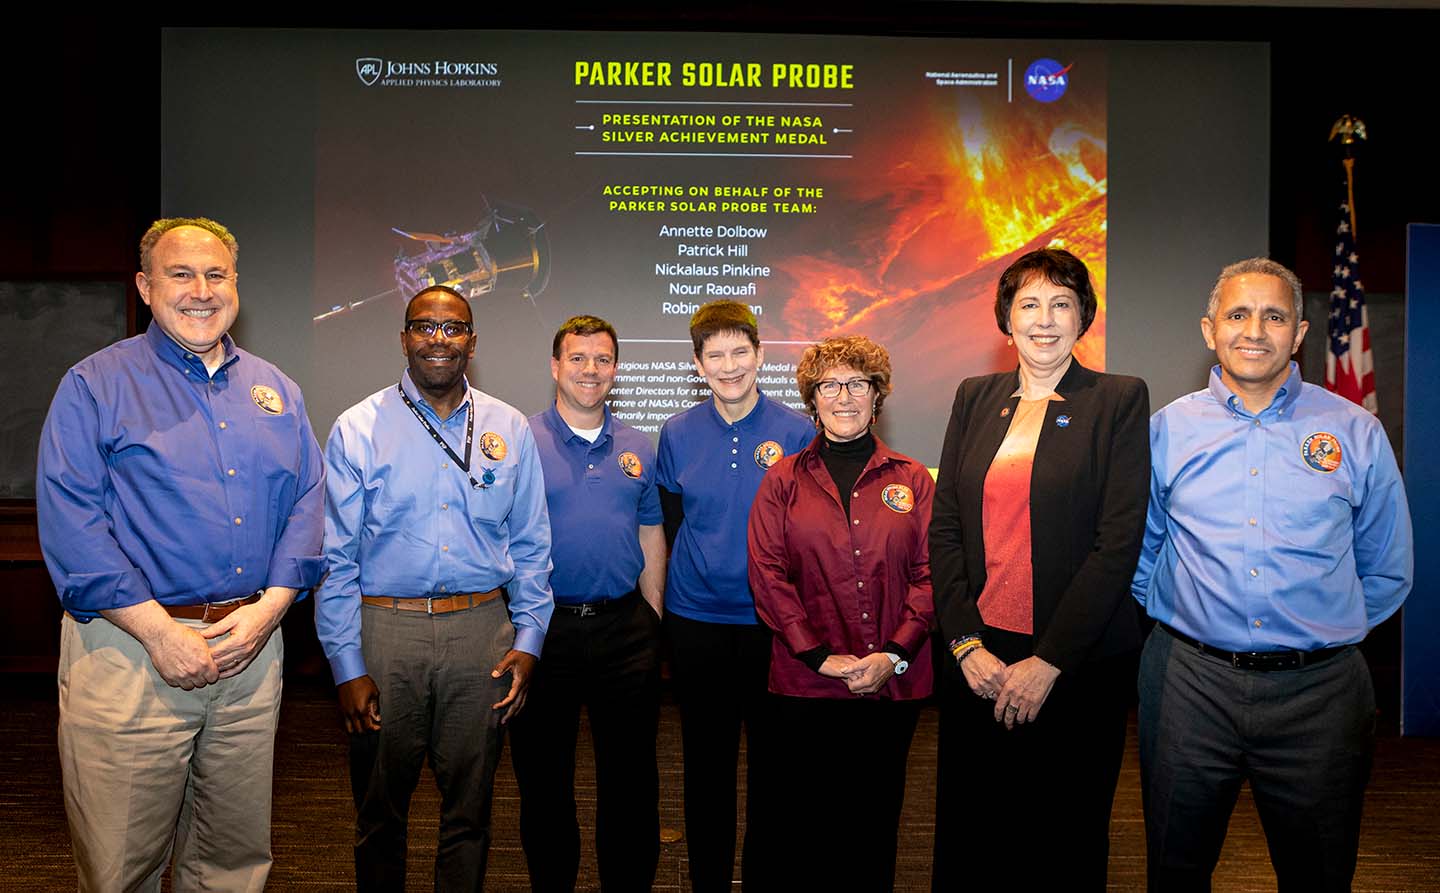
[37,217,326,891]
[1133,257,1413,891]
[512,315,668,892]
[314,285,553,891]
[656,299,814,891]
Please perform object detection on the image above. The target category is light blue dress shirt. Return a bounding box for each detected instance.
[1133,363,1412,652]
[315,370,553,685]
[37,323,326,619]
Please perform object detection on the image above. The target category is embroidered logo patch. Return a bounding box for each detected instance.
[754,440,783,469]
[250,385,284,414]
[479,432,508,461]
[618,451,643,479]
[1301,432,1342,473]
[882,484,915,514]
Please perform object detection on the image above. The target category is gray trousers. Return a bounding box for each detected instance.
[1139,625,1375,892]
[349,598,514,892]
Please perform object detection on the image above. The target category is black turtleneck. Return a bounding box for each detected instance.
[820,429,876,515]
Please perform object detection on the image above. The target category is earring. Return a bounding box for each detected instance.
[1006,336,1014,346]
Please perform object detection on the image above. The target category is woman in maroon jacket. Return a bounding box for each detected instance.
[929,248,1150,890]
[748,335,934,892]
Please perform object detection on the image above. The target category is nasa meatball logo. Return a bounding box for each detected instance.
[250,385,284,415]
[754,441,784,469]
[618,451,644,479]
[480,432,508,461]
[1023,58,1072,103]
[882,484,915,514]
[1301,432,1343,473]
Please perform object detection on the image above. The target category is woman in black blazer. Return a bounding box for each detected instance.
[929,248,1149,891]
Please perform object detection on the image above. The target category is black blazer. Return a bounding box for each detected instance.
[929,360,1150,672]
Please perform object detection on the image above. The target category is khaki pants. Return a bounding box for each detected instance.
[57,613,284,893]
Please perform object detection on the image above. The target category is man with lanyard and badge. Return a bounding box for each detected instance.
[656,299,814,890]
[315,284,553,890]
[37,217,325,891]
[1132,258,1413,889]
[511,315,668,892]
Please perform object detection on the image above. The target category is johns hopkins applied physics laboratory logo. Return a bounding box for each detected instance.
[354,56,502,88]
[1023,58,1071,103]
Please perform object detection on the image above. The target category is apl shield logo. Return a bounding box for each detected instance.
[356,58,383,86]
[1023,58,1072,103]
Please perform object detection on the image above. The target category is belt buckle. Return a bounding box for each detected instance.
[577,603,597,618]
[426,596,438,615]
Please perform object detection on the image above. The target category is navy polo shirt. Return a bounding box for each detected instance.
[657,391,815,624]
[529,403,661,604]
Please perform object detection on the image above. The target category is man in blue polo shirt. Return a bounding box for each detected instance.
[512,315,668,892]
[657,299,814,891]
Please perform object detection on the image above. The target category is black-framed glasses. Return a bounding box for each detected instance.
[815,378,874,398]
[405,319,473,339]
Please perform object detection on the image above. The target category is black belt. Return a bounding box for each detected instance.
[553,589,640,617]
[1161,623,1348,671]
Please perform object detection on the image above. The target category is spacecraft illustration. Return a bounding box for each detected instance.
[315,197,550,322]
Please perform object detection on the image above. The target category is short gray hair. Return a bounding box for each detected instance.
[139,217,238,274]
[1207,257,1303,320]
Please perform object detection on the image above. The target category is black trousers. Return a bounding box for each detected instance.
[933,630,1134,892]
[666,612,775,893]
[509,591,662,893]
[759,694,921,892]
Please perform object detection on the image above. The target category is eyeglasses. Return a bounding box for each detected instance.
[815,378,874,398]
[405,319,473,339]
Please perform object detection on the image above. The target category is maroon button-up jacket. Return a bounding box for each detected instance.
[748,435,935,700]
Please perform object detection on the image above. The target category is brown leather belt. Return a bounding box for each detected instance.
[361,589,502,615]
[163,592,263,622]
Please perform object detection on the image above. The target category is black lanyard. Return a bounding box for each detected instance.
[397,383,495,489]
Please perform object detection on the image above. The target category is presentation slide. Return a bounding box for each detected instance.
[163,30,1269,466]
[303,31,1105,463]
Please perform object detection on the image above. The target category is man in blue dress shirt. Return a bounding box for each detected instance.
[512,315,668,892]
[36,217,326,891]
[656,299,814,891]
[314,285,553,890]
[1133,257,1413,891]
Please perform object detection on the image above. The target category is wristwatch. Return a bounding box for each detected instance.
[884,652,909,675]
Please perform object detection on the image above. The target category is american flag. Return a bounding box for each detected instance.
[1326,199,1377,413]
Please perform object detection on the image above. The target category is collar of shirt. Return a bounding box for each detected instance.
[543,401,613,448]
[1206,361,1303,420]
[145,320,239,379]
[704,389,777,432]
[399,367,473,425]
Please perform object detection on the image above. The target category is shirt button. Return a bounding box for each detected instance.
[857,581,864,589]
[854,549,861,556]
[227,468,236,477]
[1254,619,1263,628]
[1249,568,1259,577]
[852,519,860,526]
[866,643,874,650]
[733,436,739,443]
[233,517,243,525]
[862,612,869,619]
[442,545,449,552]
[235,567,243,574]
[1250,468,1258,476]
[588,464,595,470]
[443,462,449,469]
[731,462,738,469]
[1248,518,1257,526]
[441,503,448,510]
[1254,419,1261,427]
[439,585,447,592]
[218,421,228,430]
[731,449,738,455]
[852,491,859,498]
